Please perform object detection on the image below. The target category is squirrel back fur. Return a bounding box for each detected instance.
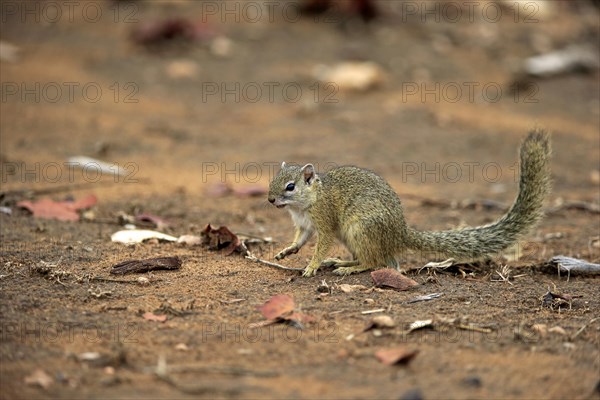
[268,129,551,276]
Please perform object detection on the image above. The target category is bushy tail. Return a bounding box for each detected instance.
[407,129,551,260]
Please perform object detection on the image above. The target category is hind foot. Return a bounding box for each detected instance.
[333,264,374,276]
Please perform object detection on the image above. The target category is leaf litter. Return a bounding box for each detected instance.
[371,269,418,291]
[17,194,97,221]
[110,257,181,275]
[252,294,314,329]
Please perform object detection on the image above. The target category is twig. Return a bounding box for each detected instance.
[551,256,600,281]
[491,265,513,285]
[361,308,385,315]
[416,258,456,274]
[571,317,600,340]
[406,292,444,304]
[546,200,600,215]
[455,324,493,334]
[245,255,304,271]
[90,276,142,284]
[151,356,263,395]
[165,364,278,377]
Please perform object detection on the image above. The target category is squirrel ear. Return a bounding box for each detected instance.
[281,161,286,169]
[301,164,315,184]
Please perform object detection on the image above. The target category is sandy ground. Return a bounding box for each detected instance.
[1,1,599,399]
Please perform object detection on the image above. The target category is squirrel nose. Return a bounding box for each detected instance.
[268,198,275,204]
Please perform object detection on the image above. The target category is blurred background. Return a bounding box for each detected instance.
[1,0,599,203]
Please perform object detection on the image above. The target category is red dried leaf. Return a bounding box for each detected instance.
[17,195,97,221]
[206,182,232,197]
[375,347,419,366]
[143,312,167,323]
[67,194,97,210]
[18,199,79,221]
[131,18,215,46]
[256,294,295,320]
[201,224,240,255]
[371,269,418,291]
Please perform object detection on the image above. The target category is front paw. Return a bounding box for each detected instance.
[302,266,318,277]
[275,244,298,260]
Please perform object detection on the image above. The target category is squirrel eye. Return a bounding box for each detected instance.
[285,183,295,191]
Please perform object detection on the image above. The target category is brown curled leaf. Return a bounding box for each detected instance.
[375,347,419,366]
[256,294,295,320]
[201,224,240,255]
[371,269,418,291]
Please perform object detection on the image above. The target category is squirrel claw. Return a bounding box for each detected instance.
[333,266,366,276]
[302,267,317,277]
[332,267,352,276]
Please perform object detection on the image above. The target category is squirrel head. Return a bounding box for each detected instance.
[268,162,320,210]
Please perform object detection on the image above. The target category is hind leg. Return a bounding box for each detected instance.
[332,264,374,275]
[320,259,359,268]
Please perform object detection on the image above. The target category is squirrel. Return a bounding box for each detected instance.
[268,129,551,277]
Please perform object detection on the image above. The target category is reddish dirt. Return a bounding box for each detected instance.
[1,1,599,399]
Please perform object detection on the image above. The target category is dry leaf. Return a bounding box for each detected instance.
[408,320,434,333]
[111,257,181,275]
[66,156,127,176]
[111,229,178,244]
[255,294,314,328]
[24,368,53,389]
[256,294,295,320]
[375,347,419,366]
[17,194,97,221]
[201,224,240,255]
[371,269,418,291]
[135,213,170,230]
[177,235,203,246]
[339,283,368,293]
[132,17,215,46]
[143,312,167,323]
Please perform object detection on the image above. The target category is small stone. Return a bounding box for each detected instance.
[399,388,423,400]
[370,315,395,328]
[175,343,189,351]
[549,326,567,336]
[137,277,150,286]
[210,36,233,57]
[462,375,482,388]
[317,280,330,294]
